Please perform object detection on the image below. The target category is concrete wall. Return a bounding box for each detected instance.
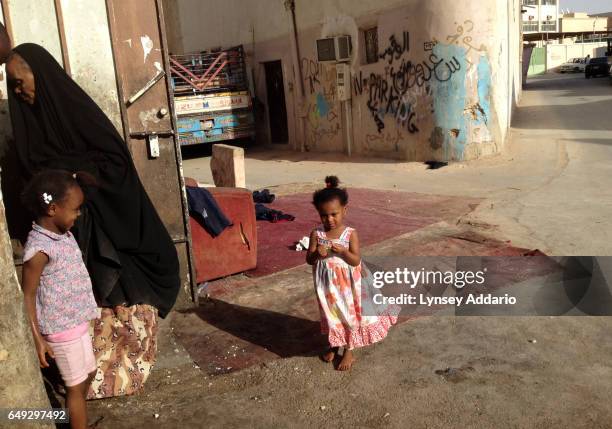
[161,0,184,54]
[5,0,63,63]
[59,0,122,131]
[0,0,122,132]
[165,0,522,162]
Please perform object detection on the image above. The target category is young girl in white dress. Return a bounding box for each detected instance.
[306,176,398,371]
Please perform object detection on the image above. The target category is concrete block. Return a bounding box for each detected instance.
[210,144,246,188]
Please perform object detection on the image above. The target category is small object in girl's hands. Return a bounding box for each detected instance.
[295,236,310,251]
[298,236,310,249]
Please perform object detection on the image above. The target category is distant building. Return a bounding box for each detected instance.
[522,0,559,34]
[560,12,608,33]
[590,12,612,32]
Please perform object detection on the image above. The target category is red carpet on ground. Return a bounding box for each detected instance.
[247,188,480,277]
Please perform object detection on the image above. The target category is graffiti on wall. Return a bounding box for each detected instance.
[365,128,404,152]
[431,43,469,159]
[350,19,493,161]
[379,31,409,64]
[302,58,341,149]
[353,30,464,136]
[302,58,336,97]
[430,20,486,70]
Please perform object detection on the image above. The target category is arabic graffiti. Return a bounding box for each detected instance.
[431,20,486,69]
[365,128,404,152]
[354,51,462,134]
[380,31,410,65]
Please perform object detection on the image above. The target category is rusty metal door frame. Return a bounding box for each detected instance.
[104,0,198,304]
[154,0,198,304]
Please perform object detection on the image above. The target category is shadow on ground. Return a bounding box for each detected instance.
[176,299,326,375]
[513,98,612,131]
[560,138,612,147]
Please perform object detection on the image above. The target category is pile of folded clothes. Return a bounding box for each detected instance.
[252,189,295,223]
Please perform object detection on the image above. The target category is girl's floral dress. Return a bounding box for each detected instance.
[313,226,398,349]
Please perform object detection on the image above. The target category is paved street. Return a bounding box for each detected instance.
[87,73,612,428]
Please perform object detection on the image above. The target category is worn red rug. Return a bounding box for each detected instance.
[246,188,481,277]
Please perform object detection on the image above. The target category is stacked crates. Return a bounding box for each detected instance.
[170,46,255,146]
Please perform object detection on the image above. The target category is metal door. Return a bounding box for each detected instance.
[264,60,289,144]
[105,0,195,303]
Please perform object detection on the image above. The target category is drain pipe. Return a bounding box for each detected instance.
[284,0,306,152]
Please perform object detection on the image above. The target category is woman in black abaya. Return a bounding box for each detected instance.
[6,43,180,399]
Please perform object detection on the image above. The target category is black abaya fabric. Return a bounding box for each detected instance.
[8,43,180,317]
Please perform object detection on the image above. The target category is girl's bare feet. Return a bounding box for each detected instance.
[321,347,337,362]
[337,349,355,371]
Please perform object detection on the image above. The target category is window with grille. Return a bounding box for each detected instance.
[364,27,378,64]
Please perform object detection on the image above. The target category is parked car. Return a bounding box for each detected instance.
[585,57,611,78]
[559,58,586,73]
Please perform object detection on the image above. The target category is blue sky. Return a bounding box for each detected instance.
[560,0,611,14]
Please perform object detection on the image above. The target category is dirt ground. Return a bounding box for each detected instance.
[85,314,612,429]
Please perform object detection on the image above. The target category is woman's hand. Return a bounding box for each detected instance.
[35,337,55,368]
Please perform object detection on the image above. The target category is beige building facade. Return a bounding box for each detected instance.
[560,12,609,33]
[163,0,523,162]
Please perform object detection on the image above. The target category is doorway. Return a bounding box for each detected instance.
[264,60,289,144]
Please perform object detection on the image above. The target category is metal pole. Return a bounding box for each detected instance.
[284,0,306,152]
[344,100,353,157]
[53,0,71,75]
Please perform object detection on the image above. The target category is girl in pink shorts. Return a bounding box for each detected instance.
[21,170,99,429]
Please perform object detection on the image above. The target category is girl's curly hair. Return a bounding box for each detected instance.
[312,176,348,208]
[21,169,97,217]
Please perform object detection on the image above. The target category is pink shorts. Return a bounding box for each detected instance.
[47,331,96,387]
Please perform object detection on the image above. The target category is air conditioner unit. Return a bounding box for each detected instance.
[316,35,352,63]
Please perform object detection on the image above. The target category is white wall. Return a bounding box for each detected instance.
[547,42,609,70]
[5,0,63,63]
[59,0,122,131]
[172,0,412,54]
[166,0,522,162]
[1,0,122,131]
